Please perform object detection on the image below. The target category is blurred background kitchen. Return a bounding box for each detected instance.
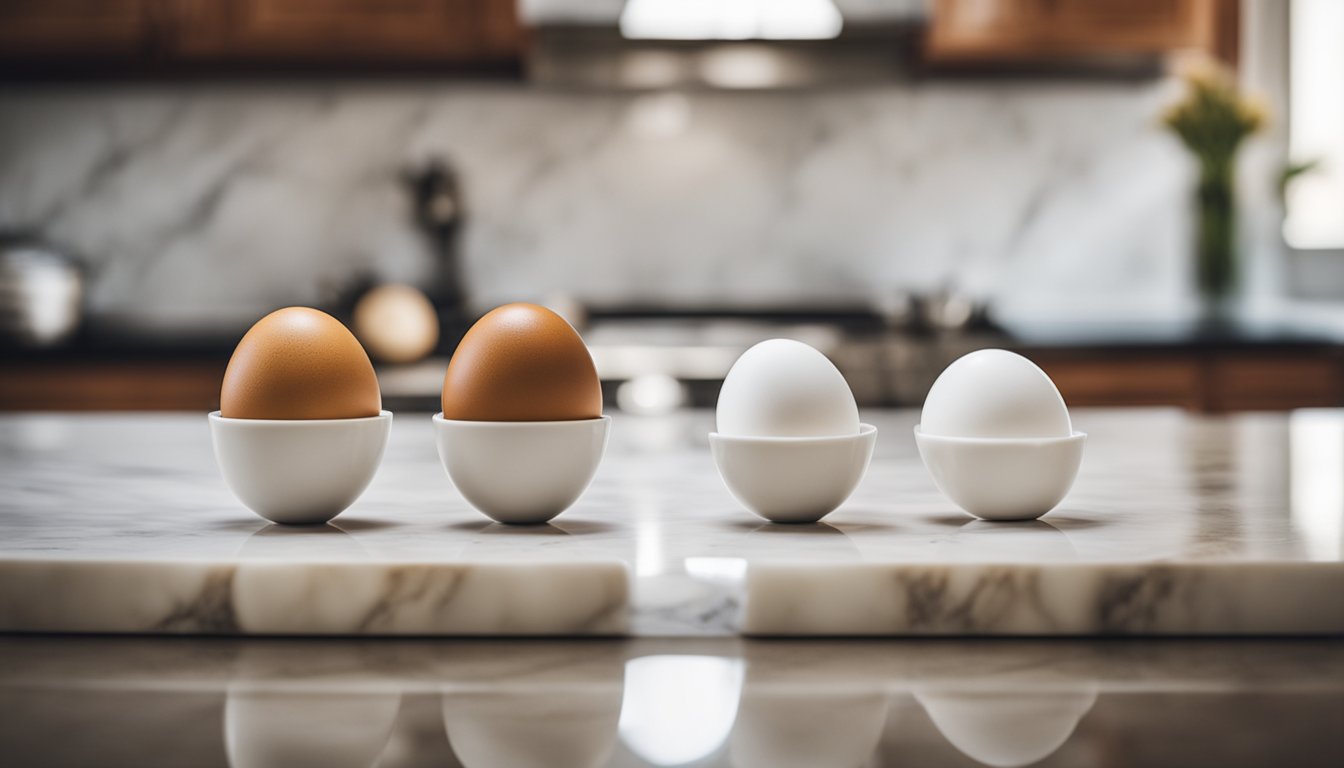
[1,0,1341,415]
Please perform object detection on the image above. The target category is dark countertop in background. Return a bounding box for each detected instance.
[7,312,1344,412]
[1000,316,1344,350]
[9,313,1344,362]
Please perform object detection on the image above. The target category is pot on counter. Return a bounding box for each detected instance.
[0,233,83,347]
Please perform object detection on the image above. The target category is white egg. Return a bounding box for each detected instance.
[921,349,1071,439]
[717,339,860,438]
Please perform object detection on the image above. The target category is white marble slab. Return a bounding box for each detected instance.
[1,409,1342,636]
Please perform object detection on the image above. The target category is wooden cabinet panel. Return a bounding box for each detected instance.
[0,360,224,412]
[0,0,157,58]
[1052,0,1211,50]
[1209,356,1344,411]
[1032,351,1344,412]
[167,0,521,64]
[926,0,1044,52]
[925,0,1230,65]
[0,0,523,74]
[1037,356,1204,409]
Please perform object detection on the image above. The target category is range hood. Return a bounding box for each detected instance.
[521,0,929,89]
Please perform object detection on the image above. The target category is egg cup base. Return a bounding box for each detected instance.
[208,411,392,525]
[433,414,610,525]
[914,427,1086,521]
[709,424,877,524]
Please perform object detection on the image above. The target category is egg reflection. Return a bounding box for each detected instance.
[619,655,744,765]
[376,693,459,768]
[223,642,404,768]
[225,688,401,768]
[914,688,1097,768]
[441,684,623,768]
[937,520,1078,562]
[730,686,888,768]
[230,524,377,635]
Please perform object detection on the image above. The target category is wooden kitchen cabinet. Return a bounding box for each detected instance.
[167,0,522,66]
[0,0,524,76]
[0,0,159,61]
[1035,355,1205,410]
[0,359,226,412]
[1032,350,1344,413]
[924,0,1238,68]
[1206,355,1344,412]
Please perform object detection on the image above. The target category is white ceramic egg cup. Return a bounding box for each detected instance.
[914,426,1086,521]
[209,411,393,525]
[433,414,610,525]
[710,424,877,524]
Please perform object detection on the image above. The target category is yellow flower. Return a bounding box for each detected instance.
[1174,53,1231,90]
[1161,54,1267,161]
[1239,95,1270,132]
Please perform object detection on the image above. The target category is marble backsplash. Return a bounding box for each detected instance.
[0,78,1261,334]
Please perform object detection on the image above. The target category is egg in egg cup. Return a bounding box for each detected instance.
[434,303,610,525]
[710,339,877,524]
[209,307,392,525]
[914,349,1086,521]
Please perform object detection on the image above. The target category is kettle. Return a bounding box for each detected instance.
[0,232,84,347]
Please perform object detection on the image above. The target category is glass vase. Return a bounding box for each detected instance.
[1195,165,1236,322]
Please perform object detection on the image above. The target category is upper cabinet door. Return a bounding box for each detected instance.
[925,0,1234,66]
[1049,0,1213,51]
[0,0,158,60]
[925,0,1044,54]
[166,0,522,65]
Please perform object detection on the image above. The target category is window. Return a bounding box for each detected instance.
[1284,0,1344,250]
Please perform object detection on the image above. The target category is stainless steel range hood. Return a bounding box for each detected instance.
[521,0,929,89]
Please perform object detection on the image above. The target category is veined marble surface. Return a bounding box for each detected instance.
[0,80,1218,332]
[1,635,1341,768]
[1,408,1342,636]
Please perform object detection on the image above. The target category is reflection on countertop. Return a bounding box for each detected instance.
[1,636,1341,768]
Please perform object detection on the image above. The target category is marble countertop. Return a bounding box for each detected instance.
[1,409,1342,636]
[2,634,1341,767]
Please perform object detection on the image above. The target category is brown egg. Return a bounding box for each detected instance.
[442,303,601,421]
[221,307,381,420]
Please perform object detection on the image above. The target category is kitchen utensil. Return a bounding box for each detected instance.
[0,233,83,347]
